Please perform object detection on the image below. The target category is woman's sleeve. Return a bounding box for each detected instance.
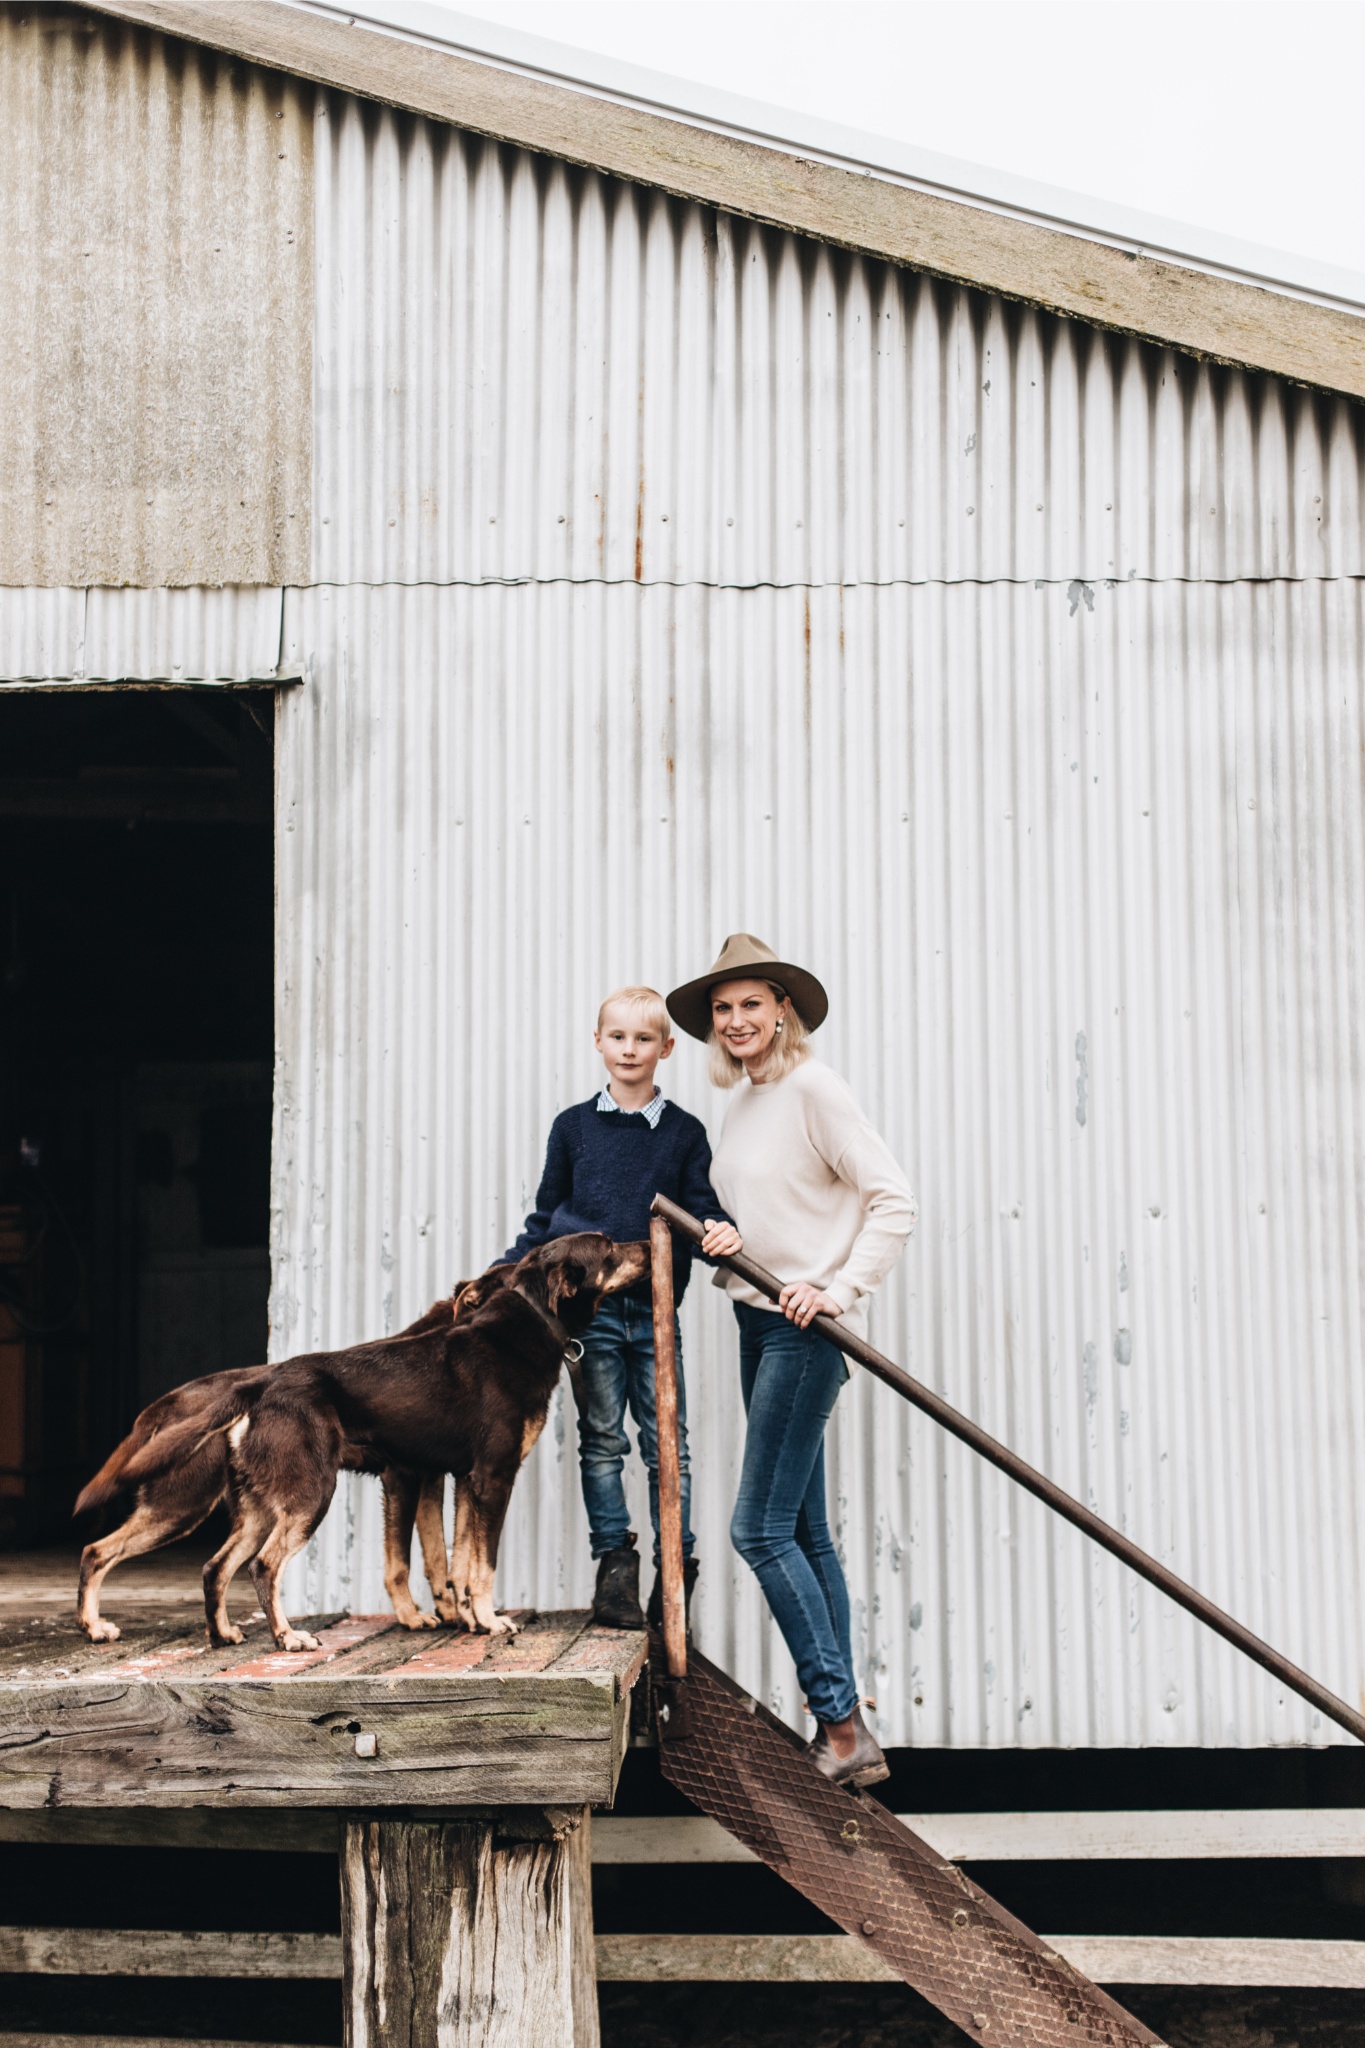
[805,1072,917,1313]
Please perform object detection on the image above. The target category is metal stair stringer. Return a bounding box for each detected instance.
[657,1652,1164,2048]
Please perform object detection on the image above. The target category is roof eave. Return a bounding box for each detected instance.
[87,0,1365,401]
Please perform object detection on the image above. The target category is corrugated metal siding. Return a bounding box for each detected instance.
[82,587,283,681]
[312,99,1365,589]
[0,589,85,681]
[0,588,282,681]
[0,9,312,587]
[274,577,1365,1749]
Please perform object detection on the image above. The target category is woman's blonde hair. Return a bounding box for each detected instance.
[707,981,811,1089]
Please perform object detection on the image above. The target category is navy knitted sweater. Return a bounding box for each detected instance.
[502,1097,732,1301]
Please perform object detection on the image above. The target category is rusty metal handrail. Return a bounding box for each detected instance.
[650,1190,1365,1747]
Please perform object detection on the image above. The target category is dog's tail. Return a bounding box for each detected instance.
[73,1372,267,1516]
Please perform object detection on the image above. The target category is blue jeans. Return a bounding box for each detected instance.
[574,1295,695,1565]
[730,1301,856,1724]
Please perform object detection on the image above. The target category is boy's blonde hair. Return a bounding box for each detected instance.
[707,983,811,1089]
[596,985,672,1039]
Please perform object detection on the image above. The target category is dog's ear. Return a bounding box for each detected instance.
[452,1266,512,1320]
[546,1258,587,1317]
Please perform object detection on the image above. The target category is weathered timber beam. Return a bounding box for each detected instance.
[0,1673,627,1808]
[6,1925,1364,1989]
[591,1808,1365,1864]
[0,1611,643,1809]
[0,1926,340,1977]
[0,1810,338,1853]
[7,1803,1362,1861]
[594,1934,1365,1989]
[87,0,1365,399]
[342,1809,599,2046]
[0,2036,312,2048]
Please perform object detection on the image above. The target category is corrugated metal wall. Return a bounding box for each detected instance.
[9,56,1361,1749]
[275,574,1365,1749]
[0,588,282,683]
[277,99,1365,1747]
[312,98,1365,589]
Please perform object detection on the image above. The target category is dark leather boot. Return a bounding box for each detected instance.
[808,1703,889,1789]
[592,1535,645,1629]
[646,1555,699,1637]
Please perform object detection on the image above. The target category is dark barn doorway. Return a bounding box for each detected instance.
[0,689,275,1546]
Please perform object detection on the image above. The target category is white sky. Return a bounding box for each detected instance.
[358,1,1365,293]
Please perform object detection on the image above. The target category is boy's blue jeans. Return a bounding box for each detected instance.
[730,1301,857,1725]
[574,1295,695,1565]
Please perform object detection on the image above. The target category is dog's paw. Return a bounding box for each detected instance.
[84,1618,121,1644]
[434,1590,462,1626]
[276,1629,321,1653]
[398,1609,440,1631]
[475,1608,519,1637]
[210,1623,246,1647]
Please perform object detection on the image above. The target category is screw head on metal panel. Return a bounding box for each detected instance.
[973,2016,989,2030]
[840,1818,860,1842]
[861,1919,876,1936]
[952,1908,969,1927]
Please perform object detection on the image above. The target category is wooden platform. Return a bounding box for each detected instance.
[0,1605,645,1810]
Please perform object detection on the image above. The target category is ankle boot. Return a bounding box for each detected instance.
[646,1556,699,1637]
[592,1535,645,1629]
[808,1703,889,1789]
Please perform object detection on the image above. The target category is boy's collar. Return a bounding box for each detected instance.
[596,1085,666,1129]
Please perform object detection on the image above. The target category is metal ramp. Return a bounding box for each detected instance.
[656,1649,1161,2046]
[644,1199,1365,2046]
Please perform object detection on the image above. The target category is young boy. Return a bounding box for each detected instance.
[501,987,740,1629]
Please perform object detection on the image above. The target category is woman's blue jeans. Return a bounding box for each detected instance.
[574,1295,694,1566]
[729,1301,857,1724]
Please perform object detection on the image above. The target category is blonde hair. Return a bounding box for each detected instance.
[596,985,672,1039]
[707,982,811,1089]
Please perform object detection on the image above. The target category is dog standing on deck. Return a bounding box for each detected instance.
[75,1234,646,1650]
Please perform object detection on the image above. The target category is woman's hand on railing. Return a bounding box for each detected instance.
[700,1220,743,1258]
[778,1282,843,1329]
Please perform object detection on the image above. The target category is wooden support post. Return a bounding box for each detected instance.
[340,1808,599,2047]
[649,1211,686,1681]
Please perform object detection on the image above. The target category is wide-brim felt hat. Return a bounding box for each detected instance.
[666,933,829,1043]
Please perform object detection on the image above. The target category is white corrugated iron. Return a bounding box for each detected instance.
[6,39,1363,1749]
[312,98,1365,590]
[0,589,85,682]
[0,589,283,683]
[275,575,1365,1749]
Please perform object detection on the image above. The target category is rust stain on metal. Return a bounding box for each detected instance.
[634,467,645,582]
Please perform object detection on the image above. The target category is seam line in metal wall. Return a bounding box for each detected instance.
[285,574,1365,593]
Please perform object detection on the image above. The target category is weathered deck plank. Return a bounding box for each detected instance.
[0,1609,643,1810]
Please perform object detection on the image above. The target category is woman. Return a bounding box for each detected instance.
[676,934,916,1789]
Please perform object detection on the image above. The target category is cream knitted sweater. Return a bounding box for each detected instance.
[708,1057,916,1342]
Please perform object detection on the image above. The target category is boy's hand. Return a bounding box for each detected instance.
[701,1220,742,1258]
[778,1282,843,1329]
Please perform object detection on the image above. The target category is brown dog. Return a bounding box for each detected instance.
[76,1235,645,1650]
[73,1280,506,1644]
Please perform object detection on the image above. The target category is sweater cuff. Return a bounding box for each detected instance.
[826,1278,861,1315]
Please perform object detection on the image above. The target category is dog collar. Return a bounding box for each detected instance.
[512,1281,578,1358]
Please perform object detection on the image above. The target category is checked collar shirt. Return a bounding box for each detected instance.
[595,1085,666,1129]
